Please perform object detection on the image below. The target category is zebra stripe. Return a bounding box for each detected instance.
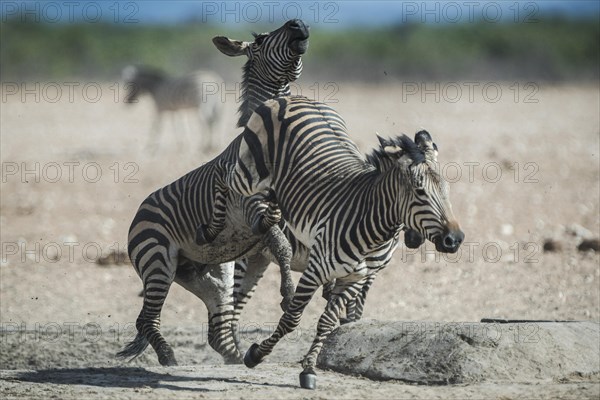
[223,96,464,383]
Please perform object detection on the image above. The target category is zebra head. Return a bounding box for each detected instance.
[378,131,464,253]
[122,65,166,104]
[213,19,310,126]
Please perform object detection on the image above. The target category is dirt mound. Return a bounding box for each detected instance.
[318,320,600,385]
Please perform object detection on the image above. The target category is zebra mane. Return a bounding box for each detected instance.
[366,134,426,171]
[237,60,254,127]
[397,135,427,164]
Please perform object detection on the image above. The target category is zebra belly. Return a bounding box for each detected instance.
[179,206,264,265]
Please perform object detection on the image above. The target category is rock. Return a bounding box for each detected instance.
[543,239,562,252]
[318,320,600,385]
[578,239,600,252]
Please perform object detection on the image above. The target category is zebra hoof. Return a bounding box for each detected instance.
[243,343,264,368]
[339,317,353,325]
[299,368,317,389]
[157,344,177,366]
[195,225,214,245]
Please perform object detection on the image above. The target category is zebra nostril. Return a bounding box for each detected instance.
[443,231,464,249]
[444,235,455,248]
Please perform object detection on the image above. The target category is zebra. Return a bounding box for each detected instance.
[220,96,464,389]
[117,19,310,366]
[122,66,223,152]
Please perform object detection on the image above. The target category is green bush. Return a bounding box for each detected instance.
[1,17,598,81]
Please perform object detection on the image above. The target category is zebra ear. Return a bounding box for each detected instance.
[212,36,250,57]
[415,130,438,160]
[414,130,433,150]
[376,132,403,159]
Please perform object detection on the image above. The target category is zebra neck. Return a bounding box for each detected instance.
[237,70,291,127]
[362,167,407,243]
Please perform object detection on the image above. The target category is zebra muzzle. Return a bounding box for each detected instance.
[434,228,465,253]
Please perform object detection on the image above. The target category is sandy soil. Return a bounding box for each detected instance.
[1,81,599,398]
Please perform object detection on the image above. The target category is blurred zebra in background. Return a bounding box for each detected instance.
[122,66,223,152]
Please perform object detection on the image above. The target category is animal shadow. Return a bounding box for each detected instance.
[9,367,295,392]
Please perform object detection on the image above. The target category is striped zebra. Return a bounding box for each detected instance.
[122,66,223,151]
[222,96,464,389]
[117,19,310,366]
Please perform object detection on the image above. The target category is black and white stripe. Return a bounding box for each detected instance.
[117,20,310,366]
[224,96,464,385]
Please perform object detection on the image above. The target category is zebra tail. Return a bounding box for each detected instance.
[116,331,149,361]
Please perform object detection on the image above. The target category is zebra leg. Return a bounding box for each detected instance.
[195,182,228,244]
[117,249,178,366]
[198,108,214,151]
[248,194,294,309]
[243,272,320,369]
[145,112,163,155]
[251,197,282,235]
[178,111,194,153]
[334,228,416,325]
[232,259,250,351]
[299,277,368,389]
[231,256,270,350]
[204,104,221,151]
[174,260,243,364]
[262,225,294,311]
[342,298,355,325]
[322,281,335,301]
[337,227,420,322]
[341,274,376,324]
[321,280,344,320]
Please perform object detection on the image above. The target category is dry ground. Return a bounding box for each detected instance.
[1,81,599,399]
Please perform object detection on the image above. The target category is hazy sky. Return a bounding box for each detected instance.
[2,1,599,28]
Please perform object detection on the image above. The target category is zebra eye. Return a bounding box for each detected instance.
[415,189,426,196]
